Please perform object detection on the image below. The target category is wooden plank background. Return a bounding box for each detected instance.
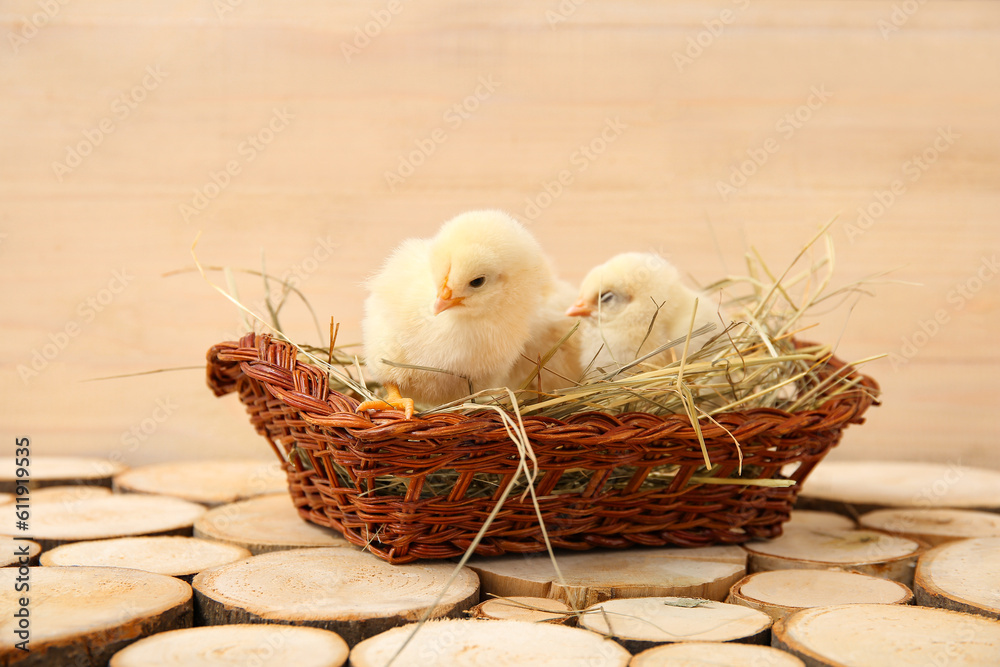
[2,1,997,469]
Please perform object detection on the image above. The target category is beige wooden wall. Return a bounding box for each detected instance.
[2,1,997,469]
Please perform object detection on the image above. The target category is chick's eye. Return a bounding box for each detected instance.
[599,291,615,304]
[469,276,486,288]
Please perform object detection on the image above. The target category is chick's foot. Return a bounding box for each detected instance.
[356,383,415,419]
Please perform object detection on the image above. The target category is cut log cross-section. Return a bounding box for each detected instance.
[468,546,747,609]
[40,536,251,582]
[728,569,913,621]
[192,548,480,646]
[914,537,1000,619]
[743,527,924,585]
[0,566,192,667]
[349,619,631,667]
[3,494,206,551]
[796,461,1000,516]
[773,604,1000,667]
[578,597,773,652]
[860,508,1000,546]
[109,624,350,667]
[113,460,287,506]
[193,493,352,554]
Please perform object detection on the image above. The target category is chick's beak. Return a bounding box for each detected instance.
[433,283,464,315]
[565,299,593,317]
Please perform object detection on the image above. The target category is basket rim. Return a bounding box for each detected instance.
[207,332,880,432]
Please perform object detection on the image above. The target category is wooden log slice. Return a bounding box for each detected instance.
[914,537,1000,619]
[349,618,632,667]
[784,510,855,531]
[743,527,924,586]
[40,536,251,582]
[468,596,573,624]
[727,569,913,621]
[631,642,805,666]
[796,461,1000,516]
[192,548,479,646]
[468,546,747,609]
[109,624,350,667]
[0,566,192,667]
[578,597,772,652]
[2,494,206,550]
[0,537,41,567]
[29,484,112,503]
[859,508,1000,546]
[193,492,352,554]
[113,459,286,506]
[0,456,127,493]
[773,603,1000,667]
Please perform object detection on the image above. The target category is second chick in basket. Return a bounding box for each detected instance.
[567,252,724,374]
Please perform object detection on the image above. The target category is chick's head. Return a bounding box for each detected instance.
[429,210,551,317]
[568,252,681,326]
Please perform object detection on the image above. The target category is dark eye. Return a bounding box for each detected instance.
[469,276,486,288]
[599,291,615,304]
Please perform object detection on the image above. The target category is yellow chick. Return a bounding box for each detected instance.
[566,252,722,372]
[358,210,578,417]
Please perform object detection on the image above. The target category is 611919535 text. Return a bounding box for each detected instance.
[12,436,32,653]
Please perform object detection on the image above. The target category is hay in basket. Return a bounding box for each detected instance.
[205,225,881,564]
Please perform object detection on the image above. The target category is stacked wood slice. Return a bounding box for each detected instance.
[7,493,206,550]
[742,526,925,585]
[914,537,1000,619]
[349,619,632,667]
[796,461,1000,515]
[577,597,773,651]
[109,625,350,667]
[0,566,191,667]
[773,604,1000,666]
[193,493,353,554]
[783,509,855,531]
[468,546,747,608]
[40,536,251,582]
[728,569,913,620]
[631,642,806,666]
[0,536,41,566]
[0,456,127,493]
[113,459,286,506]
[192,548,480,646]
[859,508,1000,546]
[468,596,573,624]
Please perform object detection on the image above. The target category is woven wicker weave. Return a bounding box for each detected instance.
[207,333,879,564]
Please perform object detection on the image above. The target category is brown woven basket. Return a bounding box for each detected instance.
[207,332,879,564]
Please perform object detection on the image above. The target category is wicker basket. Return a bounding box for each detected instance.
[207,332,879,564]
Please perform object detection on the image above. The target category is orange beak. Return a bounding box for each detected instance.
[565,299,593,317]
[433,282,464,315]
